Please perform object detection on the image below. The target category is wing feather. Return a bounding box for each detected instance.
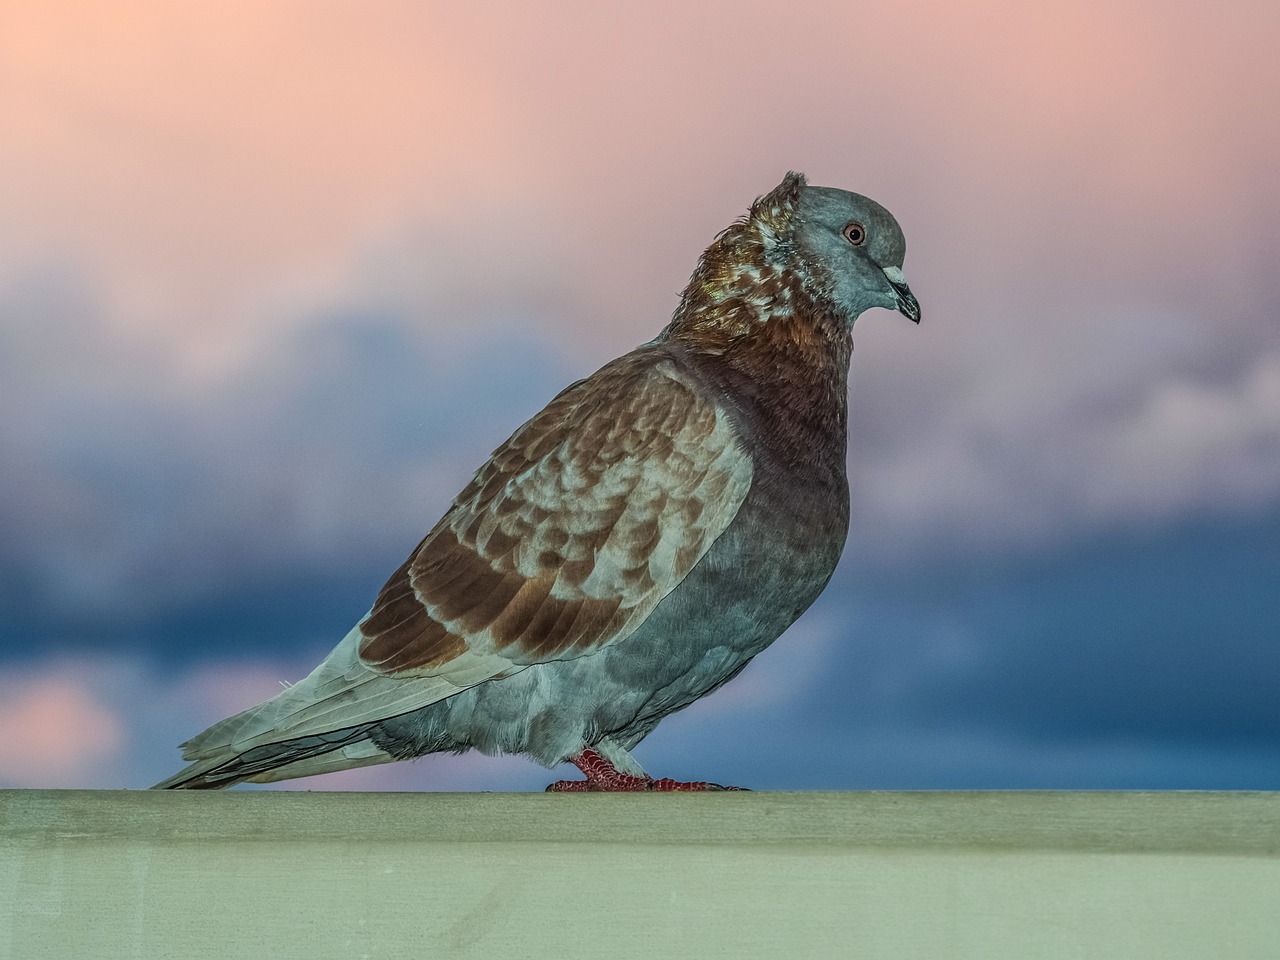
[359,350,752,673]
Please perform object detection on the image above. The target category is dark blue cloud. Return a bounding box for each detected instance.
[0,286,578,659]
[828,509,1280,747]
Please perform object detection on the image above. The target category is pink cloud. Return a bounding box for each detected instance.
[0,673,124,787]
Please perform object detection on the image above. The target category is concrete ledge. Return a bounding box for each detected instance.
[4,790,1279,958]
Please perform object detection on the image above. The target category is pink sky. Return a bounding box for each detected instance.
[5,1,1274,357]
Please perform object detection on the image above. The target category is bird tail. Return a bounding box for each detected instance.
[151,622,478,789]
[152,723,393,789]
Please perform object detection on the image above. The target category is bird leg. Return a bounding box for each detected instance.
[545,748,744,792]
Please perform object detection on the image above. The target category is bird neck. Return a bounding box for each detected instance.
[666,288,852,473]
[660,224,853,469]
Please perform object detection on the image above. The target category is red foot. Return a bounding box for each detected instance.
[545,748,746,792]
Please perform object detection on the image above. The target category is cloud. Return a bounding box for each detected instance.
[847,320,1280,560]
[821,510,1280,756]
[0,257,577,630]
[658,719,1280,790]
[1054,352,1280,530]
[0,668,124,787]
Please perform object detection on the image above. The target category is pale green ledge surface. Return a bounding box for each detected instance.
[4,790,1279,959]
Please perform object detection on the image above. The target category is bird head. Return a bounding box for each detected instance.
[758,172,920,326]
[669,173,919,344]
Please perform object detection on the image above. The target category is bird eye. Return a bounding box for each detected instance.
[842,222,866,246]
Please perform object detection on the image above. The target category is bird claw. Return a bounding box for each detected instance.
[544,778,595,792]
[544,777,747,792]
[648,778,748,792]
[545,749,748,792]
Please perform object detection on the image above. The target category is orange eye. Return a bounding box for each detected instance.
[842,221,866,246]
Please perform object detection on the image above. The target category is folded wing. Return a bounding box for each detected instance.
[175,351,753,765]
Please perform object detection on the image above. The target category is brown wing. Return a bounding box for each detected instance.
[358,350,753,677]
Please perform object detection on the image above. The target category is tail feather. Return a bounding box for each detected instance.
[241,739,398,784]
[155,620,515,789]
[153,724,378,789]
[173,623,508,763]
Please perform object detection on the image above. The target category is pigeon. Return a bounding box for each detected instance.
[155,171,919,792]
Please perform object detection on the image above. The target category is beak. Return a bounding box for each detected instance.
[882,266,920,324]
